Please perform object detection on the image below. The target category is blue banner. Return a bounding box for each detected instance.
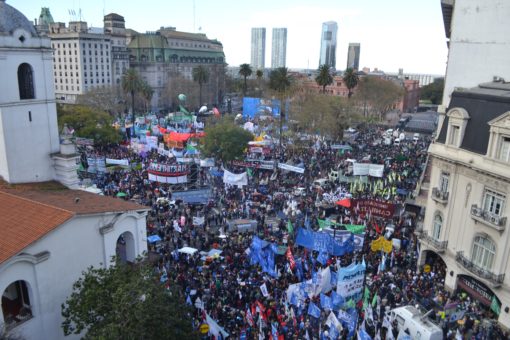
[320,293,332,311]
[307,302,321,319]
[295,228,355,256]
[249,236,278,278]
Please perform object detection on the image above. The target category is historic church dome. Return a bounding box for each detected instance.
[0,0,37,36]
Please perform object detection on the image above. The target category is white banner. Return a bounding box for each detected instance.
[200,158,215,167]
[260,283,269,297]
[286,266,332,301]
[146,136,158,150]
[368,164,385,177]
[193,216,205,226]
[223,170,248,187]
[105,158,129,166]
[148,173,187,183]
[336,261,366,301]
[278,163,305,174]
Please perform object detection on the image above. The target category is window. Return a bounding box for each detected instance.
[432,214,442,240]
[1,280,32,328]
[499,137,510,162]
[17,63,35,100]
[483,189,505,216]
[471,235,496,270]
[449,125,460,145]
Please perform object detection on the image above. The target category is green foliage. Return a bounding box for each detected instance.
[269,67,292,94]
[315,64,334,93]
[61,260,198,340]
[200,117,253,162]
[354,76,404,118]
[420,78,444,104]
[192,65,210,106]
[57,105,121,146]
[238,63,253,96]
[122,68,142,123]
[343,68,359,98]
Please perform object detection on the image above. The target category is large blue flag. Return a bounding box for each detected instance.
[307,302,321,319]
[320,293,332,311]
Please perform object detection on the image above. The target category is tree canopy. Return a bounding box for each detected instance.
[192,65,210,107]
[354,77,404,118]
[420,78,444,104]
[315,64,334,93]
[200,117,253,162]
[343,68,359,98]
[238,63,253,96]
[61,260,197,340]
[57,105,122,146]
[76,85,125,116]
[122,68,142,123]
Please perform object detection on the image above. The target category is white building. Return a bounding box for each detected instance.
[419,82,510,327]
[440,0,510,110]
[251,27,266,70]
[0,2,149,338]
[319,21,337,69]
[48,21,112,103]
[271,28,287,69]
[103,13,128,86]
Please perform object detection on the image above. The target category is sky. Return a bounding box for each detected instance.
[11,0,448,75]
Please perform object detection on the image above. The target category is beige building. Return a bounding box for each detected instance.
[419,82,510,327]
[48,21,112,103]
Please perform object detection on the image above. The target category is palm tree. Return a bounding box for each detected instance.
[122,68,142,124]
[343,67,359,98]
[269,67,292,152]
[256,69,263,96]
[238,63,253,96]
[192,65,210,107]
[140,81,154,112]
[315,64,333,94]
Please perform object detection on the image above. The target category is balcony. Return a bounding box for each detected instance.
[470,205,507,232]
[416,230,448,253]
[456,251,505,287]
[431,187,449,204]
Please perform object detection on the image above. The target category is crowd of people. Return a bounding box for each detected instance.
[81,123,507,339]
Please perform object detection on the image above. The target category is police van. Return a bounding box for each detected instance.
[387,306,442,340]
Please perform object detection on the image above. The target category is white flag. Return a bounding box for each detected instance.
[260,283,269,297]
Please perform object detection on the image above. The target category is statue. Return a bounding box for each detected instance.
[60,123,74,144]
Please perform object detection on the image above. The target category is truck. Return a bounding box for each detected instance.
[387,306,443,340]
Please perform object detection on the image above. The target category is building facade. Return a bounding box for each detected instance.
[319,21,337,69]
[127,27,226,109]
[440,0,510,110]
[251,27,266,70]
[420,83,510,328]
[346,43,360,71]
[0,0,60,183]
[271,28,287,69]
[48,21,112,103]
[103,13,128,85]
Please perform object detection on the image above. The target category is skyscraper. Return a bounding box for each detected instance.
[271,28,287,68]
[346,43,360,70]
[319,21,337,69]
[251,27,266,70]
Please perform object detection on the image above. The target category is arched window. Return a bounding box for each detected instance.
[116,231,136,263]
[18,63,35,100]
[471,235,496,270]
[2,280,33,328]
[432,214,442,240]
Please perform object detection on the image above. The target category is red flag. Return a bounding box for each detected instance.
[286,247,296,270]
[375,223,382,234]
[336,198,351,208]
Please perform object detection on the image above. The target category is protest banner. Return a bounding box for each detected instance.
[336,260,366,303]
[147,163,189,184]
[295,228,354,256]
[352,199,396,219]
[277,162,305,174]
[223,170,248,187]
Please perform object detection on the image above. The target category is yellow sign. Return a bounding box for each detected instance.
[371,236,393,253]
[424,264,431,273]
[199,323,210,334]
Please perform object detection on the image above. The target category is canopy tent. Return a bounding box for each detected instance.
[178,247,198,255]
[165,131,205,142]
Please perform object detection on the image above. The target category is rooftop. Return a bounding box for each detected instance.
[0,0,38,37]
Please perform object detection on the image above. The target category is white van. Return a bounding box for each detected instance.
[387,306,442,340]
[394,138,401,146]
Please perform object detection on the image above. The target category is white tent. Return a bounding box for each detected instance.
[178,247,198,255]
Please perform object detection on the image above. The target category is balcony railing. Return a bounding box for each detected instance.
[456,251,505,287]
[431,187,449,204]
[416,230,448,252]
[470,204,507,232]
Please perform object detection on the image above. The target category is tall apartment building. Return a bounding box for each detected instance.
[251,27,266,70]
[416,0,510,329]
[103,13,128,85]
[271,28,287,69]
[48,21,112,103]
[346,42,360,71]
[319,21,337,69]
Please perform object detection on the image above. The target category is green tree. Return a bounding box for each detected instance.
[200,117,253,161]
[420,78,444,104]
[140,81,154,113]
[269,67,293,150]
[57,105,122,145]
[354,76,404,119]
[343,67,359,98]
[76,85,125,117]
[238,63,253,96]
[192,65,210,107]
[61,260,197,340]
[122,68,142,124]
[315,64,334,93]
